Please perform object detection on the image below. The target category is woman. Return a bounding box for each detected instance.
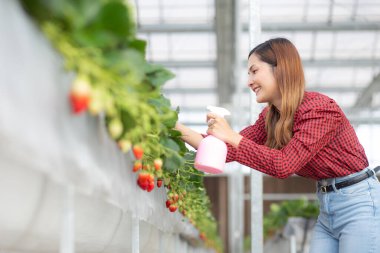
[175,38,380,253]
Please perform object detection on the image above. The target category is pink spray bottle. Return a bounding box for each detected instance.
[194,106,231,174]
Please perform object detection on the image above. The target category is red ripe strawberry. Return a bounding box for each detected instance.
[69,77,92,114]
[154,158,163,171]
[132,145,144,160]
[133,161,142,172]
[137,173,150,190]
[166,199,172,208]
[199,232,206,241]
[147,181,155,192]
[169,204,178,212]
[137,179,147,190]
[157,179,163,188]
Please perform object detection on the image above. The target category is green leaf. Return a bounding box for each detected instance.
[169,129,183,138]
[162,112,178,129]
[172,136,187,154]
[160,137,180,152]
[72,29,118,48]
[163,153,184,173]
[145,64,175,88]
[97,1,134,38]
[119,109,137,133]
[184,151,196,161]
[148,95,172,114]
[128,39,147,55]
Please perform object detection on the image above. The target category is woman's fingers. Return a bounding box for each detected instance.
[206,113,218,121]
[207,118,216,126]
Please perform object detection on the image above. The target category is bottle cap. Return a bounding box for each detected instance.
[207,105,231,118]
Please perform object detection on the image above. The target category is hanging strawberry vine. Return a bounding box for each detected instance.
[20,0,222,251]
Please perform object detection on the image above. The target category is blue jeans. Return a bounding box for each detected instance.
[309,168,380,253]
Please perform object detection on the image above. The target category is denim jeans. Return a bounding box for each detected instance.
[309,167,380,253]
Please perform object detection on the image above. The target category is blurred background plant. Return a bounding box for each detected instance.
[244,198,319,252]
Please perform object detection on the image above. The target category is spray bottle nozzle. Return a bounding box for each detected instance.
[207,105,231,118]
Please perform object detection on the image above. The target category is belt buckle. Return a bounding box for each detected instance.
[320,185,327,193]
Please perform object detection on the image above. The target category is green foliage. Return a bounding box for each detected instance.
[19,0,222,252]
[264,198,319,239]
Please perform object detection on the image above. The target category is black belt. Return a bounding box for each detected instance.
[318,166,380,193]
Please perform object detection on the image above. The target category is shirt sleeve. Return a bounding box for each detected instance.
[233,101,342,178]
[226,108,267,162]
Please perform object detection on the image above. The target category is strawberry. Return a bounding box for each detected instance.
[169,204,178,212]
[88,88,103,115]
[69,76,92,114]
[157,179,163,188]
[147,181,155,192]
[199,232,206,241]
[173,193,179,202]
[133,161,142,172]
[166,199,172,208]
[118,140,131,153]
[154,158,163,171]
[132,145,144,160]
[137,172,150,190]
[108,118,123,139]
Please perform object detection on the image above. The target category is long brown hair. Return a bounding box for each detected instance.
[249,38,305,149]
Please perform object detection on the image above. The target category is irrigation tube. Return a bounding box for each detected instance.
[132,215,140,253]
[60,186,75,253]
[248,0,263,252]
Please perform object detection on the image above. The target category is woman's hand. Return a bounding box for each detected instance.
[175,122,204,149]
[206,113,243,148]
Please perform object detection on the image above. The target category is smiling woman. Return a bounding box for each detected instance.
[175,37,380,253]
[247,38,305,149]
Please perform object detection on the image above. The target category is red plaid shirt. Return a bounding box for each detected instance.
[227,91,368,180]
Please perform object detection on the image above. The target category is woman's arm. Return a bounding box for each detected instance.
[175,122,204,149]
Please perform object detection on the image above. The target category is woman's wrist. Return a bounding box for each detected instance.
[227,131,243,148]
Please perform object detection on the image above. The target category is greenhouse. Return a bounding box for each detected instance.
[1,0,380,253]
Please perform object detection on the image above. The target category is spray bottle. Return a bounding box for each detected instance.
[194,106,231,174]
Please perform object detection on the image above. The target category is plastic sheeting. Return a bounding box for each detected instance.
[0,0,211,252]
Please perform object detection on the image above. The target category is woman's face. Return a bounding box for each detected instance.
[247,53,282,109]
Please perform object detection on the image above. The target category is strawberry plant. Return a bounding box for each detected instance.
[20,0,223,252]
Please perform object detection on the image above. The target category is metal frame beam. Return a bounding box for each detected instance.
[154,58,380,68]
[354,73,380,108]
[182,116,380,126]
[138,22,380,33]
[163,86,364,94]
[215,0,237,106]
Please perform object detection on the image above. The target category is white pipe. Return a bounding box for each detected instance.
[249,0,263,252]
[132,215,139,253]
[60,186,75,253]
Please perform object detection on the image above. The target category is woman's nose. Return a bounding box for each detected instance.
[247,77,254,87]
